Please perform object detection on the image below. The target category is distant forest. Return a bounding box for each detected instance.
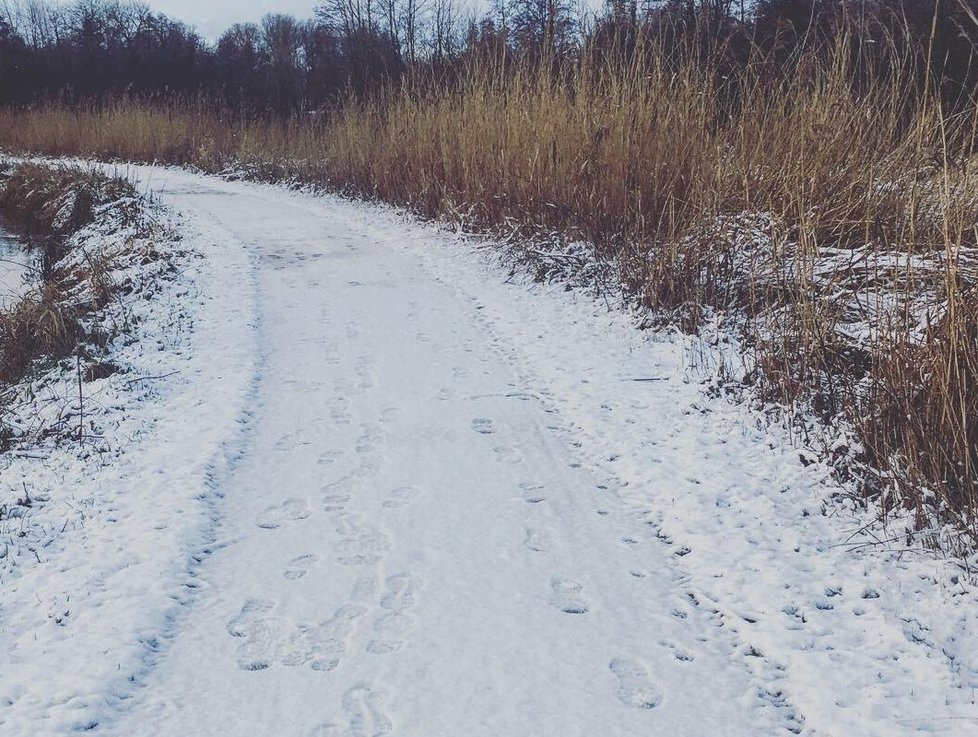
[2,0,978,112]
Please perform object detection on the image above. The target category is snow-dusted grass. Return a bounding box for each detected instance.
[0,160,176,567]
[0,163,144,386]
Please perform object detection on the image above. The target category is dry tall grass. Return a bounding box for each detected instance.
[1,34,975,541]
[0,163,134,385]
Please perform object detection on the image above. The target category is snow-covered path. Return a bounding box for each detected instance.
[111,171,789,736]
[7,167,978,736]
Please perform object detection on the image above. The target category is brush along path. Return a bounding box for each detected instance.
[30,168,978,736]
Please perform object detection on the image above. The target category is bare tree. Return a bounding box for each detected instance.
[260,14,307,111]
[507,0,579,55]
[429,0,460,61]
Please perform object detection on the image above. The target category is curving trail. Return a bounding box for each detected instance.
[58,169,975,737]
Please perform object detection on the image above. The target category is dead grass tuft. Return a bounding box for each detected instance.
[0,284,81,383]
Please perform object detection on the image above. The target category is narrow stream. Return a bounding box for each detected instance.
[0,224,35,310]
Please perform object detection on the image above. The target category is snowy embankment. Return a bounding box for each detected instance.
[0,162,258,732]
[0,164,976,736]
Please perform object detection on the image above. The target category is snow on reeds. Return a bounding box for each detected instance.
[1,33,975,542]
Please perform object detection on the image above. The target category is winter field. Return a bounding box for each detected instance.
[0,162,975,736]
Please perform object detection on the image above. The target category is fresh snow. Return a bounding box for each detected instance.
[1,166,977,736]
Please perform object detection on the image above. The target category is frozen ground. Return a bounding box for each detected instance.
[1,167,977,736]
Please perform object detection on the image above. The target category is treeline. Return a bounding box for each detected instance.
[1,0,977,112]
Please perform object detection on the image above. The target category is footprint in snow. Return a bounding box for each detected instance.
[355,356,377,390]
[328,397,353,425]
[658,639,694,662]
[314,684,393,737]
[518,482,547,504]
[383,485,420,509]
[351,576,378,602]
[318,449,344,467]
[285,553,317,580]
[355,426,384,455]
[524,528,550,553]
[366,639,402,655]
[550,578,590,615]
[226,598,274,638]
[226,599,280,672]
[373,611,410,639]
[368,575,419,656]
[281,605,366,672]
[327,473,357,491]
[381,573,418,613]
[609,657,664,709]
[472,418,495,434]
[324,493,352,513]
[256,498,310,529]
[344,684,393,736]
[334,515,391,566]
[237,626,277,673]
[334,511,366,537]
[274,431,312,452]
[335,530,391,566]
[493,445,523,464]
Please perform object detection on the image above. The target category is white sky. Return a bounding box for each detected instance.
[140,0,490,42]
[138,1,321,41]
[36,0,492,44]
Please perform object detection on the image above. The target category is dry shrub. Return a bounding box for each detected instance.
[868,288,978,532]
[1,163,94,234]
[0,284,80,383]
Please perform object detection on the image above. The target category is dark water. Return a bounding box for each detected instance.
[0,224,34,309]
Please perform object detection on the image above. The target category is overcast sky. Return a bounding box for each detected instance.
[39,0,490,44]
[139,1,321,41]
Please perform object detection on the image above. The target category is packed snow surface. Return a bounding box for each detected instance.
[2,167,977,736]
